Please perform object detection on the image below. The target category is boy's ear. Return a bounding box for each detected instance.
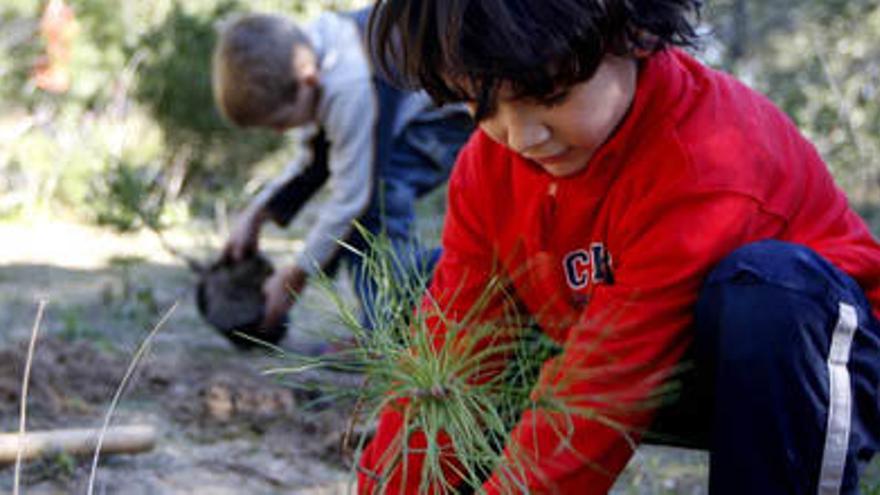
[302,70,319,87]
[629,30,659,58]
[292,44,319,87]
[632,47,653,59]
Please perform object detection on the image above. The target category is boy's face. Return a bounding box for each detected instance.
[259,44,319,133]
[470,55,638,178]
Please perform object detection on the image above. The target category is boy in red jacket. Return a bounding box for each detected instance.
[360,0,880,493]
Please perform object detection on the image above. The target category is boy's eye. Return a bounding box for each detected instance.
[540,90,570,108]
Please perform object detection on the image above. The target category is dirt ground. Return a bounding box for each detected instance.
[0,219,874,494]
[0,220,360,494]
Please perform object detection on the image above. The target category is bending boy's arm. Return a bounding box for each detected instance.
[482,194,781,494]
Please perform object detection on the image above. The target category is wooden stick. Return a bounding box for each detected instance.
[0,425,156,464]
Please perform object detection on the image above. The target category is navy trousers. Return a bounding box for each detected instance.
[651,240,880,494]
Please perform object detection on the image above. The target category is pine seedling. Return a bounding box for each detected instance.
[268,225,676,494]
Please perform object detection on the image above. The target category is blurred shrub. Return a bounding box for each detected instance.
[130,0,286,219]
[89,159,166,232]
[742,2,880,200]
[705,0,880,200]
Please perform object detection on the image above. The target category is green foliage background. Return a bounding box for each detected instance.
[0,0,877,228]
[0,0,367,229]
[707,0,880,201]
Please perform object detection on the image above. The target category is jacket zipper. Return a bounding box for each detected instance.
[540,182,558,250]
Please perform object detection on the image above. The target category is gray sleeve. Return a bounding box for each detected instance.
[294,83,377,274]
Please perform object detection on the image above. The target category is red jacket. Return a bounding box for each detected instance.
[360,49,880,494]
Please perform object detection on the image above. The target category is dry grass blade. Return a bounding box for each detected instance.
[86,301,178,495]
[13,299,47,495]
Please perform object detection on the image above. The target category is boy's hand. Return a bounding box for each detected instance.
[223,206,269,261]
[358,402,464,495]
[261,264,308,328]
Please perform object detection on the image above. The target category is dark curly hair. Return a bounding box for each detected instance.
[369,0,702,119]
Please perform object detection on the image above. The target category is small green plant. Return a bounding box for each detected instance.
[265,226,660,493]
[57,306,115,355]
[58,306,96,341]
[861,458,880,495]
[50,451,77,478]
[90,161,166,233]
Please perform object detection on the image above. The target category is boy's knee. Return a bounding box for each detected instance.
[694,240,859,370]
[694,241,880,494]
[702,239,860,301]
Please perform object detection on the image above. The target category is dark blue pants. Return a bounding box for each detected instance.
[651,240,880,494]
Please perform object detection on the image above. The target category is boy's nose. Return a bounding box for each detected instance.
[506,119,551,154]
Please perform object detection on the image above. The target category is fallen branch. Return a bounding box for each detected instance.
[0,425,156,464]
